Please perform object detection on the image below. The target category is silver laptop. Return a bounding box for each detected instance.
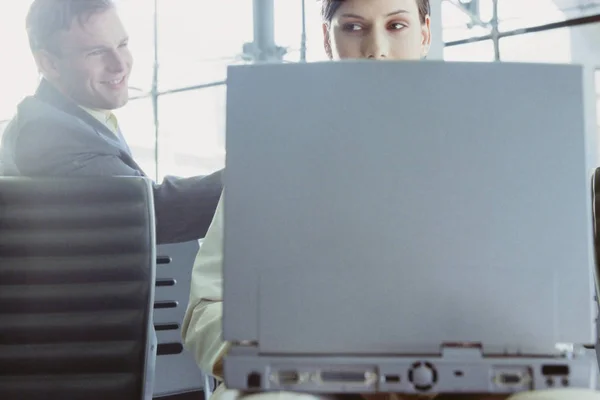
[221,60,598,395]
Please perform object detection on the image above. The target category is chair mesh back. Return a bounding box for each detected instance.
[0,177,155,400]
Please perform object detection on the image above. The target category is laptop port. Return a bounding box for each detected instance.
[321,371,369,383]
[315,369,378,387]
[247,372,262,389]
[277,370,301,385]
[492,367,532,390]
[499,373,524,385]
[542,364,569,376]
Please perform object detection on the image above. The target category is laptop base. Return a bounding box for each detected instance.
[224,347,597,395]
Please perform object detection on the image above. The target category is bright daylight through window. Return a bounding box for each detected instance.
[0,0,599,177]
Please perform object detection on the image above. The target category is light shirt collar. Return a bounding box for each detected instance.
[80,106,118,134]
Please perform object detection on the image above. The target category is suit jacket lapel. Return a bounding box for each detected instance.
[35,80,132,156]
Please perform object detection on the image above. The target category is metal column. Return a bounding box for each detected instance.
[491,0,500,61]
[152,0,160,179]
[245,0,285,62]
[300,0,307,62]
[253,0,275,61]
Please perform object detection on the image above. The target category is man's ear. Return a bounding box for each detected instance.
[322,23,333,59]
[33,50,61,81]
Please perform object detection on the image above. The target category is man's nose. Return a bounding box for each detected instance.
[107,50,126,72]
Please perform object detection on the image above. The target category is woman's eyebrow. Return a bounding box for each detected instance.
[340,9,409,19]
[386,9,409,17]
[340,13,365,19]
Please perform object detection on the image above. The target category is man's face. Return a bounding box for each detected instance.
[37,6,133,110]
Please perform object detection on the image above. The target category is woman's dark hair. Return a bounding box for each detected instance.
[320,0,430,24]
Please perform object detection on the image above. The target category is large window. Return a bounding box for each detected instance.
[442,0,576,63]
[444,40,495,62]
[157,0,252,91]
[0,1,38,122]
[151,0,251,179]
[275,0,328,62]
[157,86,226,178]
[498,28,572,64]
[114,97,157,179]
[442,0,492,44]
[117,0,154,96]
[2,0,600,177]
[0,0,247,181]
[495,0,566,31]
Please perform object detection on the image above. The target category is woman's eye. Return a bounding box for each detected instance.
[342,23,362,32]
[389,22,407,30]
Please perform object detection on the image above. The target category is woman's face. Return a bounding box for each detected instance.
[323,0,431,60]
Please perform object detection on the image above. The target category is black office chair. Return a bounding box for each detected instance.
[153,241,216,399]
[0,176,157,400]
[592,169,600,371]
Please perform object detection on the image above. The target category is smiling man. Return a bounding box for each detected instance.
[0,0,222,244]
[34,0,132,111]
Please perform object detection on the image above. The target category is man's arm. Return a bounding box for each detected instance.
[152,171,222,244]
[12,119,222,243]
[182,194,229,378]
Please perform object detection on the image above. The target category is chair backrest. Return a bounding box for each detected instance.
[592,169,600,371]
[153,240,215,397]
[0,176,157,400]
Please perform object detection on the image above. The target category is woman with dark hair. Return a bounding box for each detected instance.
[319,0,431,60]
[182,1,600,400]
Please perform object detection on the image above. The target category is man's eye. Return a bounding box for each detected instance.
[88,50,104,56]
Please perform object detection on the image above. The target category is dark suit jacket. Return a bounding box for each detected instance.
[0,79,223,244]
